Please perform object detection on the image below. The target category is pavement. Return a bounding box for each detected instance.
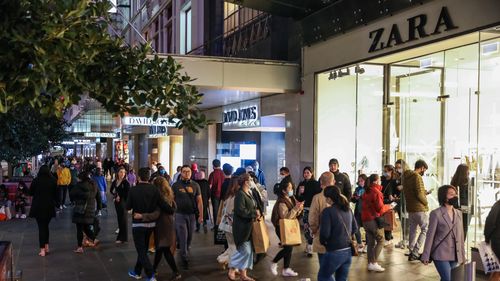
[0,199,492,281]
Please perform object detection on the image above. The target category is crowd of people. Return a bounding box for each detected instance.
[4,155,500,281]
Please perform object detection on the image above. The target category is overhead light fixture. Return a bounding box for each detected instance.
[328,71,338,80]
[482,42,499,55]
[355,65,365,74]
[337,68,350,77]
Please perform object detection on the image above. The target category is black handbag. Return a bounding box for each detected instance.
[374,216,388,229]
[214,225,227,245]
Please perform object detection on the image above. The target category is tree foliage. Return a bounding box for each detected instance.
[0,106,69,164]
[0,0,206,132]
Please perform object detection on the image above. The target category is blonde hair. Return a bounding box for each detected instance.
[153,176,174,206]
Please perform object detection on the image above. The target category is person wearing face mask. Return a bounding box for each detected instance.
[361,174,392,272]
[403,160,430,261]
[296,166,321,257]
[270,177,304,277]
[421,185,465,281]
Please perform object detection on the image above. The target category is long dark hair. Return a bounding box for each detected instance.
[224,176,240,200]
[277,177,293,198]
[37,165,51,178]
[303,166,315,180]
[324,185,350,211]
[365,174,380,192]
[451,164,469,187]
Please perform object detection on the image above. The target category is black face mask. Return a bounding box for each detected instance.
[447,196,460,209]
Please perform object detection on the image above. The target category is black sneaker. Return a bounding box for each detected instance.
[408,253,420,261]
[182,259,189,270]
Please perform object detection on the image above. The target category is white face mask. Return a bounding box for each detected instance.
[250,181,257,190]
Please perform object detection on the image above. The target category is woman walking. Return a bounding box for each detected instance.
[217,177,239,267]
[29,165,58,256]
[295,167,321,257]
[70,171,102,253]
[137,177,181,280]
[421,185,465,281]
[361,174,391,272]
[110,167,130,243]
[318,186,358,281]
[270,177,304,277]
[450,164,472,238]
[228,173,259,281]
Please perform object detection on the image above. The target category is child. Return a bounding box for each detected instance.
[15,182,29,219]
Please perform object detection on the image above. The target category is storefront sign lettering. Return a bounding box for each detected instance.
[149,126,168,138]
[222,101,261,129]
[369,6,458,53]
[122,116,178,127]
[84,132,118,138]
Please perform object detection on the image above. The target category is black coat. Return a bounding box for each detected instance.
[29,175,58,219]
[232,189,257,246]
[70,180,102,224]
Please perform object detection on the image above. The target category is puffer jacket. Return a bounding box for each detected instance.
[402,170,429,212]
[57,167,71,186]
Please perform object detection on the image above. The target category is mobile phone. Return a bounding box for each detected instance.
[390,202,398,208]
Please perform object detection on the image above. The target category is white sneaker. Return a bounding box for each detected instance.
[15,214,20,219]
[62,205,67,209]
[282,268,299,277]
[270,263,278,276]
[368,263,385,272]
[115,228,120,234]
[21,214,27,219]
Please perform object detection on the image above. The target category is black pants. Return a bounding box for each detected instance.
[153,247,179,273]
[211,196,220,226]
[58,185,68,207]
[273,228,293,268]
[36,217,51,248]
[384,230,393,241]
[132,227,154,278]
[492,240,500,261]
[115,201,128,242]
[76,223,95,247]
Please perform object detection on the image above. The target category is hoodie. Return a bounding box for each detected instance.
[402,170,429,212]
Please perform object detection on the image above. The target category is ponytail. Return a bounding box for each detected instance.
[324,185,350,212]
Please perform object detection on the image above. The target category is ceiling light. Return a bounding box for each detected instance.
[355,65,365,74]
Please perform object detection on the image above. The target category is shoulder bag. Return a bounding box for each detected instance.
[337,210,358,256]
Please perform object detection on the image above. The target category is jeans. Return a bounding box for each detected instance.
[408,212,428,255]
[434,260,458,281]
[317,248,352,281]
[132,227,154,278]
[175,213,195,261]
[363,220,384,263]
[36,217,51,248]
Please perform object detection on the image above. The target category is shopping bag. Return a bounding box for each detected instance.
[279,219,302,246]
[451,261,476,280]
[478,241,500,273]
[214,225,227,245]
[252,219,270,254]
[383,209,397,231]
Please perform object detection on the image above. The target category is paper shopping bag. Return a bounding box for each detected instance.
[279,219,302,246]
[252,219,270,254]
[383,209,397,231]
[478,241,500,273]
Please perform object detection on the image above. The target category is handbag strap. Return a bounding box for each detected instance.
[430,223,455,258]
[335,208,353,244]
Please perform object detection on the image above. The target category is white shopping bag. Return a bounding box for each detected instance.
[478,241,500,273]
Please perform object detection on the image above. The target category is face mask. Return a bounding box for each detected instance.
[250,181,257,190]
[287,190,294,197]
[159,169,166,175]
[447,196,459,208]
[382,172,388,178]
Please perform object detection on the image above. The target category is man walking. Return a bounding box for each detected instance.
[208,159,225,226]
[403,160,430,261]
[328,158,352,200]
[308,172,335,264]
[172,165,203,269]
[126,168,163,281]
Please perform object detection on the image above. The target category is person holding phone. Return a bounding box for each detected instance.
[296,167,321,257]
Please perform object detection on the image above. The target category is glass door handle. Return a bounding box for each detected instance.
[436,95,450,101]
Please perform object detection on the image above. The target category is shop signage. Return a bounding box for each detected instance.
[368,6,458,53]
[149,126,168,138]
[84,132,118,138]
[222,100,260,129]
[122,116,178,127]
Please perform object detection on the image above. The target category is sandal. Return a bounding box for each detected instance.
[73,247,84,254]
[38,250,46,257]
[227,272,237,281]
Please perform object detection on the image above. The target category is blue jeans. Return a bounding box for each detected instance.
[434,260,458,281]
[317,248,352,281]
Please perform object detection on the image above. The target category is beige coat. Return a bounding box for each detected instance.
[421,206,465,263]
[308,190,330,254]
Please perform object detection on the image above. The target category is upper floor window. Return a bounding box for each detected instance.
[180,2,192,54]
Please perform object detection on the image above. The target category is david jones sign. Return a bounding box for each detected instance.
[369,6,458,53]
[223,105,259,127]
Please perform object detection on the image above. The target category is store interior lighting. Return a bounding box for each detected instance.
[354,65,365,74]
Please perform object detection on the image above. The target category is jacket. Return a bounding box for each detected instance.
[232,189,257,246]
[485,200,500,243]
[296,179,321,208]
[402,170,429,212]
[308,189,330,254]
[320,206,358,252]
[361,184,390,222]
[70,180,102,225]
[271,195,302,229]
[208,168,225,199]
[57,167,71,186]
[29,175,58,219]
[142,200,177,250]
[333,171,352,200]
[421,206,465,263]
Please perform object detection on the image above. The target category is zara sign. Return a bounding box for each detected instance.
[222,100,260,129]
[368,6,458,53]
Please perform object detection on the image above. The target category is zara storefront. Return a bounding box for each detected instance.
[304,0,500,247]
